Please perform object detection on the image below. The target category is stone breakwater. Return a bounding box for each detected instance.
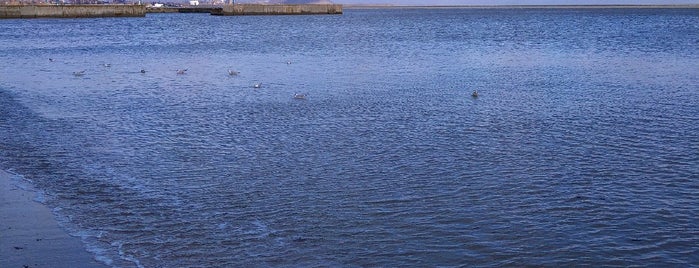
[0,4,145,19]
[212,4,342,16]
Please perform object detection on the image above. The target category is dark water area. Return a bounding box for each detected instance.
[1,8,698,267]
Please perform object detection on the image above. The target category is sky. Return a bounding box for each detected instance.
[332,0,699,5]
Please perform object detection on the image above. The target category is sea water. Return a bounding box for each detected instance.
[1,8,698,267]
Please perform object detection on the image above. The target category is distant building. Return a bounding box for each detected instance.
[188,0,198,5]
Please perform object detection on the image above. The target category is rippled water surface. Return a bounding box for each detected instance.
[1,8,698,267]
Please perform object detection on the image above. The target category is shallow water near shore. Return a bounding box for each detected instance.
[1,8,698,267]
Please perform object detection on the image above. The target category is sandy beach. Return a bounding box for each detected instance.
[0,170,106,268]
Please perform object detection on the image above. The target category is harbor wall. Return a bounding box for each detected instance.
[212,4,342,16]
[0,4,146,19]
[146,6,222,14]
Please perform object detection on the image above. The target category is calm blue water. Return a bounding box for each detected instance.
[1,8,698,267]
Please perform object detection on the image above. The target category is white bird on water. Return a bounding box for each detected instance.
[72,70,86,76]
[176,69,187,75]
[293,93,307,100]
[253,83,262,89]
[228,69,239,76]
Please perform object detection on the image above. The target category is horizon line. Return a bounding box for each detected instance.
[342,4,699,8]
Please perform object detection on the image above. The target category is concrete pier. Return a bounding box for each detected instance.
[212,4,342,16]
[0,4,145,19]
[146,6,222,14]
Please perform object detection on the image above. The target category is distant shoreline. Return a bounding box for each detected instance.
[344,4,699,9]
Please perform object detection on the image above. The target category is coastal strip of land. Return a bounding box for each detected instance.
[0,3,342,18]
[0,169,106,268]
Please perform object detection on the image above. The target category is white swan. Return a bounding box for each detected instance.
[176,69,187,75]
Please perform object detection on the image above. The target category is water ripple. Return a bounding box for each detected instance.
[2,8,698,268]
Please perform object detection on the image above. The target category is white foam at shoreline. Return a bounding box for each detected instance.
[0,169,109,268]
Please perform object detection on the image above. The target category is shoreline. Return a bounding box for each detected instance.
[0,169,107,268]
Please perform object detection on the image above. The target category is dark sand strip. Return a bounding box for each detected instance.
[0,170,107,268]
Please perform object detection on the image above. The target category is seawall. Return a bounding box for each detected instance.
[212,4,342,16]
[146,6,222,14]
[0,4,146,19]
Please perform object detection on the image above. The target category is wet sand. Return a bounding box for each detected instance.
[0,170,106,268]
